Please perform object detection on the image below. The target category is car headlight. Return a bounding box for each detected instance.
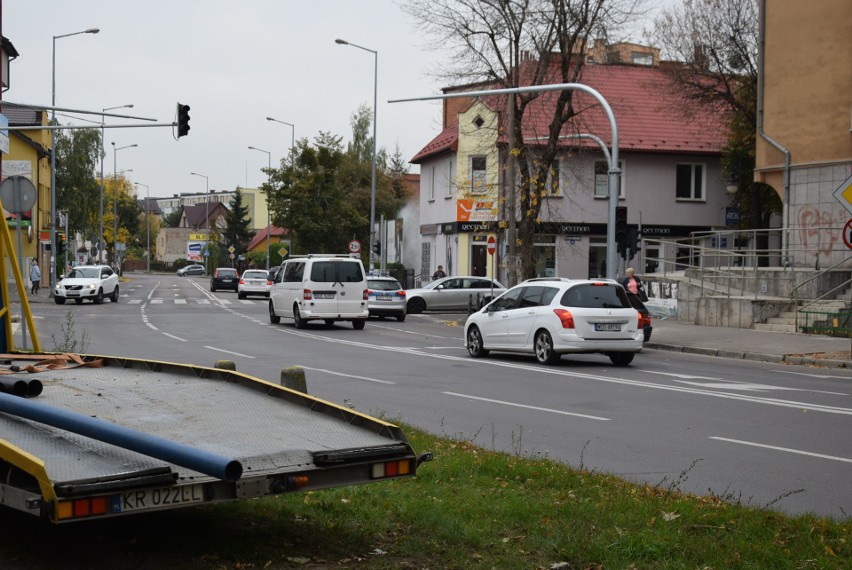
[88,283,97,290]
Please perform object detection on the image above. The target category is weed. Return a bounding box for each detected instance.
[50,310,90,353]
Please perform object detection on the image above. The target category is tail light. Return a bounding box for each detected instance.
[366,289,374,296]
[553,308,575,329]
[639,312,650,329]
[303,289,312,300]
[396,291,406,298]
[239,278,245,285]
[363,289,369,300]
[267,280,273,286]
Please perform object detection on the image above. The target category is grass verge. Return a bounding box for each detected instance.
[0,424,849,569]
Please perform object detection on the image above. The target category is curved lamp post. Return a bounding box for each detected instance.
[111,143,137,269]
[248,146,272,269]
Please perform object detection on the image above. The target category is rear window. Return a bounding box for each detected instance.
[310,261,364,283]
[217,269,237,278]
[368,279,401,291]
[560,284,630,309]
[243,271,268,279]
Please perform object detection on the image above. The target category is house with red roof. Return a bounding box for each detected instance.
[411,51,730,281]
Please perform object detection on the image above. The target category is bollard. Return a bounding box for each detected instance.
[280,366,307,393]
[214,360,236,371]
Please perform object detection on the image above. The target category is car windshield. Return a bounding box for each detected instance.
[310,261,363,283]
[560,284,630,309]
[368,279,401,291]
[68,268,100,279]
[217,269,237,277]
[243,271,268,279]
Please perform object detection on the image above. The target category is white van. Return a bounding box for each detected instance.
[269,255,369,329]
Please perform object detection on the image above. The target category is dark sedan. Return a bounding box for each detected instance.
[210,267,239,292]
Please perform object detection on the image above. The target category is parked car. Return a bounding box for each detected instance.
[366,275,406,321]
[210,267,239,292]
[405,276,506,314]
[54,265,119,305]
[269,255,369,329]
[464,277,644,366]
[177,264,205,276]
[238,269,271,299]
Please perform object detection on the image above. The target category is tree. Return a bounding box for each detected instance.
[403,0,638,281]
[268,133,368,253]
[222,187,254,257]
[101,174,141,263]
[651,0,781,237]
[54,127,101,245]
[162,208,183,228]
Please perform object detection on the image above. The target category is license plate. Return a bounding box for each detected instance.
[222,279,233,282]
[376,295,393,301]
[314,293,335,299]
[66,292,80,296]
[113,483,204,513]
[595,323,621,332]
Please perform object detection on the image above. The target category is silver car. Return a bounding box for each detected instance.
[405,276,506,314]
[367,276,407,321]
[238,269,271,299]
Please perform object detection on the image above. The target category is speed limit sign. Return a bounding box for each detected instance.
[348,240,362,253]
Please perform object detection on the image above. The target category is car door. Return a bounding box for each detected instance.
[433,278,463,310]
[334,260,367,316]
[505,286,551,347]
[100,267,116,294]
[480,288,523,347]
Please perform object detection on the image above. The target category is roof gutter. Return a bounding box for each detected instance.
[757,0,791,265]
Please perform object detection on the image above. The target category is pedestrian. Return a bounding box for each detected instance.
[29,259,41,295]
[620,267,647,303]
[432,265,446,280]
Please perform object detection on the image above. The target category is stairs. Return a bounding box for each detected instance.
[754,300,849,334]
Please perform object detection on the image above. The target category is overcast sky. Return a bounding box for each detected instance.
[3,1,665,200]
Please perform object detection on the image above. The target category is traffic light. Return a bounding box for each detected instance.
[177,103,191,138]
[627,226,640,259]
[615,206,628,254]
[372,241,382,256]
[56,237,66,257]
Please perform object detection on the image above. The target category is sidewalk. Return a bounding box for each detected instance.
[646,318,852,369]
[10,283,852,369]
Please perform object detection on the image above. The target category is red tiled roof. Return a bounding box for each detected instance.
[411,63,728,163]
[246,224,288,252]
[410,120,459,164]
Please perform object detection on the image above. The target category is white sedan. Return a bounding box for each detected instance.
[54,265,119,305]
[238,269,271,299]
[464,278,644,366]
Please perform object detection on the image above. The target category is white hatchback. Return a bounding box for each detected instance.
[54,265,119,305]
[238,269,271,299]
[464,278,644,366]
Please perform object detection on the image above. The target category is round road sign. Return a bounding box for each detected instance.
[844,219,852,249]
[487,235,496,255]
[348,239,361,253]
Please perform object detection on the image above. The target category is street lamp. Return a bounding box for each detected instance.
[248,146,272,269]
[136,183,150,273]
[50,27,99,291]
[266,117,295,154]
[111,142,137,270]
[190,172,210,270]
[335,38,378,269]
[100,104,133,262]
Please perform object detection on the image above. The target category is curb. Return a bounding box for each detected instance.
[645,343,851,369]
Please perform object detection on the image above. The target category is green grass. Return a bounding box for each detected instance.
[0,425,849,569]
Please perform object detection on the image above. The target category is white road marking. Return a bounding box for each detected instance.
[218,299,232,305]
[174,299,187,304]
[128,299,142,304]
[298,365,395,385]
[239,300,254,304]
[710,437,852,464]
[151,299,163,304]
[196,299,210,304]
[203,345,255,359]
[645,371,721,381]
[145,322,158,331]
[444,391,610,421]
[778,369,852,383]
[163,333,187,342]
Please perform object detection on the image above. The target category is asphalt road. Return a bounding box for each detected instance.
[31,272,852,519]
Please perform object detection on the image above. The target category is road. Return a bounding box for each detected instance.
[31,272,852,519]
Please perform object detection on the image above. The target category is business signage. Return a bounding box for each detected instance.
[187,241,204,261]
[457,199,497,222]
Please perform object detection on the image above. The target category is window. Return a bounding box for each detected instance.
[676,163,704,200]
[631,51,654,66]
[471,156,487,194]
[547,159,561,196]
[447,160,454,197]
[283,262,305,282]
[594,161,624,198]
[489,288,522,312]
[429,166,435,201]
[561,284,630,309]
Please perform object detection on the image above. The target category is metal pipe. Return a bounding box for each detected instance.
[0,392,243,481]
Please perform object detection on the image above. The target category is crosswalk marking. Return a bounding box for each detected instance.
[151,299,163,304]
[135,297,255,305]
[128,299,142,304]
[175,299,187,304]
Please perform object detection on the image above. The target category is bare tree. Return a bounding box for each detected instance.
[403,0,641,281]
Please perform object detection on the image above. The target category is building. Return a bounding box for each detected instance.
[755,0,852,269]
[411,56,729,282]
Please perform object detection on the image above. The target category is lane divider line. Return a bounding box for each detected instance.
[710,436,852,464]
[444,391,610,421]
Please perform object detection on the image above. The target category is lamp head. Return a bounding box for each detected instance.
[85,28,100,34]
[334,38,348,45]
[265,117,274,121]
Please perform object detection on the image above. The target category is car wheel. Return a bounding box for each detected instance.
[54,297,66,305]
[407,297,426,314]
[324,319,335,327]
[352,319,365,330]
[466,326,489,358]
[396,314,406,322]
[293,305,307,329]
[268,300,280,324]
[74,299,83,305]
[608,352,635,366]
[110,285,119,303]
[93,289,104,305]
[238,292,245,300]
[534,330,559,365]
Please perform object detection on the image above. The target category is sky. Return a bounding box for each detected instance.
[2,0,668,201]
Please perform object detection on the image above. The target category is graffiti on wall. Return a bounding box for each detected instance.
[798,207,842,258]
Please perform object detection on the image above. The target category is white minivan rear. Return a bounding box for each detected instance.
[269,256,369,329]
